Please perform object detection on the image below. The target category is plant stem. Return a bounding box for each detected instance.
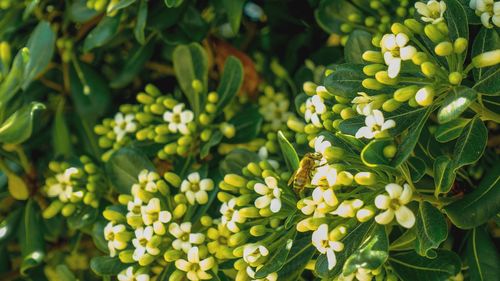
[469,102,500,123]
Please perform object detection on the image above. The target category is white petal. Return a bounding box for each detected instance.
[374,194,391,210]
[326,249,337,270]
[399,184,413,204]
[387,58,401,78]
[395,33,409,47]
[264,176,278,188]
[270,198,282,213]
[400,46,417,60]
[395,206,416,228]
[381,119,396,131]
[385,183,403,199]
[375,209,395,225]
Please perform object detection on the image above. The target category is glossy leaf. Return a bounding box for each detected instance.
[277,131,299,171]
[106,147,155,194]
[226,105,263,143]
[200,130,223,158]
[323,64,368,99]
[414,202,448,258]
[390,230,416,251]
[110,40,155,88]
[434,118,469,143]
[433,155,456,196]
[83,15,121,52]
[444,163,500,229]
[219,149,260,175]
[390,250,461,280]
[134,0,148,44]
[407,156,426,182]
[67,205,98,230]
[474,66,500,96]
[345,30,373,64]
[23,21,56,89]
[314,0,358,34]
[69,0,99,23]
[55,264,77,281]
[222,0,245,33]
[19,200,45,275]
[164,0,183,8]
[216,56,244,111]
[437,87,476,124]
[278,236,316,280]
[0,207,22,244]
[0,102,45,144]
[52,99,73,157]
[255,230,296,278]
[466,227,500,281]
[0,49,29,108]
[451,116,487,169]
[173,43,208,116]
[90,256,128,276]
[444,0,468,41]
[360,138,393,167]
[343,224,388,275]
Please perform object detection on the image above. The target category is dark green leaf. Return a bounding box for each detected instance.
[216,56,243,112]
[83,15,121,52]
[219,149,260,175]
[226,105,263,143]
[200,130,223,158]
[178,6,208,41]
[134,0,148,44]
[92,219,109,253]
[345,30,373,64]
[390,230,416,251]
[0,49,29,108]
[390,250,461,281]
[444,163,500,229]
[106,147,155,194]
[110,40,155,88]
[90,256,128,276]
[323,64,367,99]
[466,227,500,281]
[278,236,316,280]
[107,0,136,13]
[437,87,476,124]
[164,0,183,8]
[414,202,448,258]
[222,0,245,33]
[55,264,77,281]
[407,156,426,182]
[471,27,499,81]
[23,21,56,89]
[69,0,99,23]
[474,66,500,96]
[67,205,98,230]
[0,207,22,244]
[433,155,456,196]
[0,102,45,144]
[314,0,358,34]
[255,230,296,278]
[277,131,299,171]
[19,200,45,275]
[444,0,468,41]
[451,116,487,169]
[343,224,388,275]
[434,118,469,143]
[52,99,73,157]
[360,139,393,167]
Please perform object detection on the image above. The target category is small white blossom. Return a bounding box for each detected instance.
[312,224,344,270]
[375,183,415,228]
[300,187,338,218]
[380,33,417,78]
[246,266,278,281]
[304,95,326,127]
[243,244,269,266]
[470,0,500,28]
[117,266,150,281]
[45,167,78,203]
[180,172,214,205]
[132,226,160,261]
[253,177,282,213]
[220,198,246,233]
[104,222,130,257]
[332,199,364,218]
[132,170,160,196]
[311,165,337,187]
[415,1,447,24]
[169,222,205,253]
[259,92,292,130]
[175,247,215,281]
[141,198,172,235]
[355,110,395,139]
[163,103,194,135]
[313,135,331,155]
[113,113,137,142]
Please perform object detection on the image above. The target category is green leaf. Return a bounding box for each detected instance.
[83,14,121,52]
[134,0,148,44]
[433,155,456,196]
[107,0,136,14]
[434,118,469,143]
[110,40,155,88]
[90,256,128,276]
[444,0,468,41]
[391,106,432,167]
[0,102,45,144]
[0,207,22,244]
[19,200,45,275]
[466,227,500,281]
[178,6,208,42]
[255,230,296,278]
[222,0,245,33]
[474,66,500,96]
[216,56,243,112]
[343,224,389,275]
[390,250,461,281]
[323,64,368,99]
[277,236,316,280]
[407,156,426,182]
[68,0,99,23]
[172,43,208,117]
[452,116,487,169]
[219,149,260,175]
[23,21,56,89]
[52,99,73,157]
[437,87,476,124]
[200,130,223,158]
[390,230,417,251]
[345,30,373,64]
[226,105,263,143]
[55,264,77,281]
[92,219,109,253]
[444,163,500,229]
[414,202,448,258]
[360,139,393,167]
[277,131,299,171]
[106,147,155,194]
[164,0,183,8]
[314,0,358,34]
[471,27,499,81]
[67,205,98,230]
[0,49,29,108]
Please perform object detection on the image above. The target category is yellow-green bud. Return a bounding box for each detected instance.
[337,171,354,186]
[217,191,233,202]
[415,86,435,106]
[453,38,468,54]
[404,19,423,34]
[207,92,218,103]
[145,84,161,97]
[354,172,377,185]
[119,250,135,263]
[137,93,154,104]
[205,103,217,114]
[363,64,385,76]
[375,71,399,85]
[178,135,193,146]
[421,62,437,77]
[220,123,236,138]
[61,204,76,217]
[394,85,418,102]
[163,143,177,155]
[332,104,347,114]
[173,204,187,219]
[219,182,238,192]
[391,23,411,36]
[150,104,166,115]
[340,107,356,120]
[365,16,376,27]
[229,232,248,247]
[382,98,402,112]
[324,146,345,162]
[200,129,212,142]
[449,72,462,85]
[329,224,348,241]
[303,81,317,96]
[424,24,444,43]
[199,113,211,126]
[240,207,260,218]
[340,23,353,33]
[362,51,384,63]
[7,172,29,200]
[335,95,351,104]
[224,174,247,188]
[164,250,183,262]
[42,201,64,219]
[383,144,397,158]
[411,52,428,65]
[436,22,449,35]
[362,78,384,90]
[287,118,305,132]
[316,86,331,99]
[250,225,267,237]
[0,41,11,66]
[356,207,375,222]
[192,80,203,93]
[164,172,181,187]
[472,50,500,68]
[348,13,361,23]
[435,41,453,56]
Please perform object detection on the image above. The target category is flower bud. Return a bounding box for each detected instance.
[247,162,262,177]
[208,92,218,103]
[382,99,402,112]
[415,86,435,106]
[448,72,462,85]
[220,123,236,139]
[145,84,161,97]
[199,113,211,125]
[137,93,154,105]
[362,51,384,63]
[229,232,248,247]
[324,146,345,162]
[192,79,203,93]
[219,181,238,192]
[119,250,135,263]
[383,144,397,158]
[391,23,411,36]
[42,201,64,219]
[421,62,436,77]
[340,23,353,33]
[164,172,181,187]
[7,172,29,200]
[303,82,317,96]
[375,71,399,85]
[472,50,500,68]
[240,207,260,218]
[61,204,76,217]
[173,203,187,219]
[287,118,305,132]
[329,224,348,241]
[337,171,353,186]
[365,16,376,27]
[362,78,384,90]
[340,107,356,120]
[250,225,267,237]
[164,249,183,262]
[424,24,444,43]
[436,22,449,35]
[411,52,428,65]
[434,41,453,56]
[224,174,247,188]
[363,64,385,76]
[0,41,11,67]
[354,172,377,185]
[453,38,468,54]
[356,207,375,222]
[200,216,212,227]
[404,19,423,34]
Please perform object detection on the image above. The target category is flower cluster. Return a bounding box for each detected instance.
[42,156,104,220]
[102,169,219,281]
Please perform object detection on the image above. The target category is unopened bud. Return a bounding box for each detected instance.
[337,171,353,186]
[363,64,385,76]
[435,41,453,56]
[415,86,435,106]
[164,172,181,187]
[421,62,436,77]
[362,51,384,63]
[362,78,384,90]
[448,72,462,85]
[391,23,411,36]
[382,99,402,112]
[354,172,377,185]
[303,82,317,96]
[375,71,399,85]
[220,123,236,139]
[411,52,428,65]
[404,19,423,34]
[472,50,500,68]
[383,144,397,158]
[453,38,468,54]
[424,24,444,43]
[356,207,375,222]
[192,79,203,93]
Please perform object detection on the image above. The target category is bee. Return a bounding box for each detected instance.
[288,152,323,195]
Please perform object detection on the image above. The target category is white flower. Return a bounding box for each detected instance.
[300,187,338,218]
[313,135,331,154]
[117,266,150,281]
[132,170,160,196]
[415,1,447,24]
[312,224,344,270]
[132,226,160,261]
[45,167,78,203]
[175,247,215,281]
[180,172,214,205]
[311,165,337,187]
[246,266,278,281]
[163,103,194,135]
[380,33,417,78]
[113,113,137,142]
[304,95,326,127]
[169,222,205,253]
[243,244,269,266]
[104,222,130,257]
[253,177,282,213]
[258,147,279,169]
[374,183,415,228]
[355,110,395,139]
[259,92,292,130]
[220,198,246,233]
[351,92,386,116]
[470,0,500,28]
[332,199,364,218]
[141,198,172,235]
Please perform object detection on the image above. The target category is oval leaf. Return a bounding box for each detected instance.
[0,102,45,144]
[437,87,476,124]
[105,147,155,193]
[414,202,448,258]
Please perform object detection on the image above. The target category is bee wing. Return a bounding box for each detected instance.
[288,170,298,186]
